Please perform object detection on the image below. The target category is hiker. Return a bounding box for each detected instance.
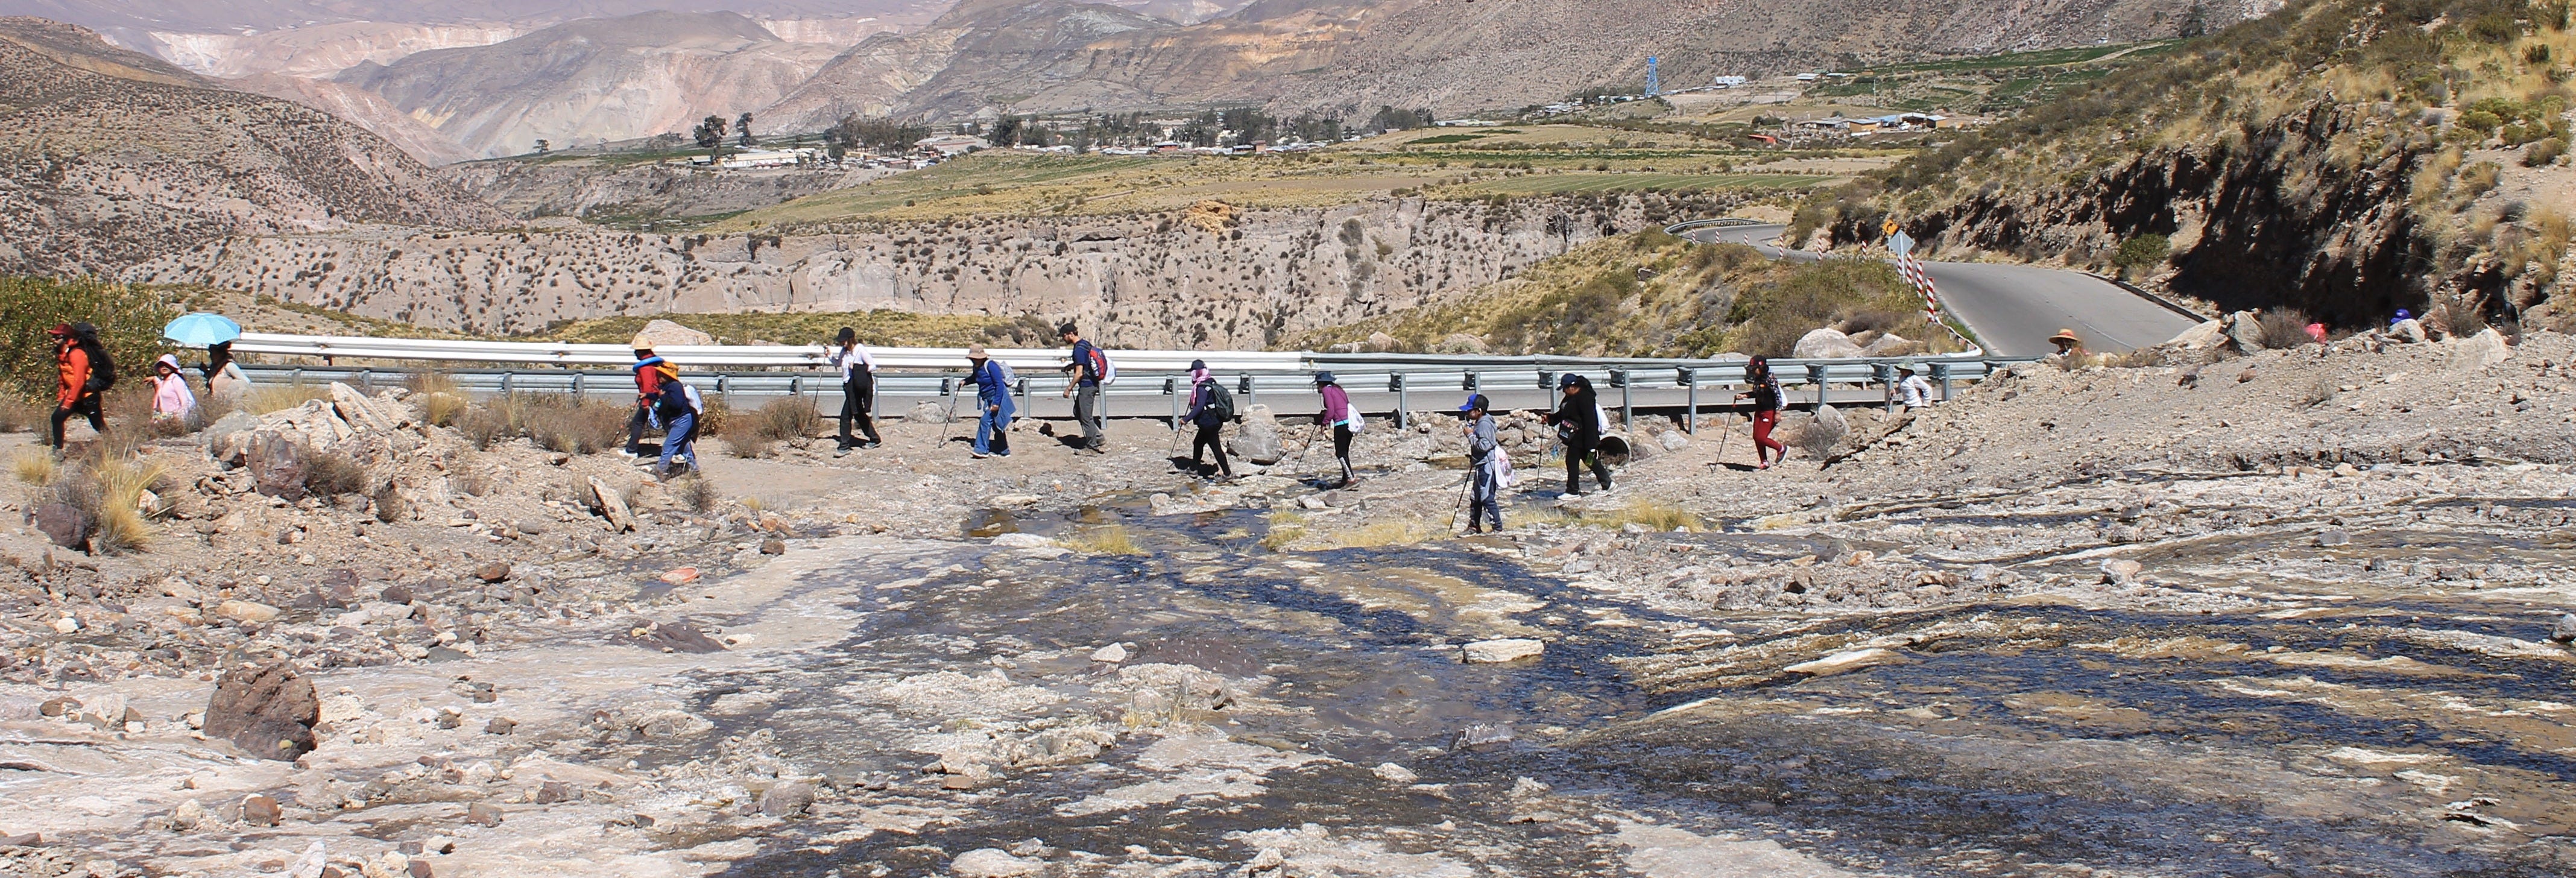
[2048,327,2084,356]
[1544,374,1613,496]
[1897,364,1934,409]
[1313,371,1359,488]
[965,345,1015,458]
[150,353,197,423]
[1183,359,1234,479]
[1058,323,1107,454]
[1735,356,1785,469]
[201,340,251,402]
[622,336,668,458]
[1460,393,1504,533]
[829,327,882,455]
[649,370,705,478]
[48,323,111,450]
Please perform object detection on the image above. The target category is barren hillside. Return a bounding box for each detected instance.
[0,17,502,277]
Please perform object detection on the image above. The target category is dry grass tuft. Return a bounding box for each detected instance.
[0,396,40,433]
[54,456,169,555]
[302,452,371,497]
[247,384,332,415]
[721,397,821,458]
[12,451,54,486]
[1605,497,1704,532]
[456,393,630,454]
[1313,517,1441,548]
[673,474,719,513]
[1260,511,1309,550]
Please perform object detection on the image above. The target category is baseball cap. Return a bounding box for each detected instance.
[1458,393,1490,412]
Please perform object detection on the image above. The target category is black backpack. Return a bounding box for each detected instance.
[1200,379,1234,424]
[78,338,114,394]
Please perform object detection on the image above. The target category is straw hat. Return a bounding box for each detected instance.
[967,344,988,359]
[2049,328,2082,346]
[630,333,655,351]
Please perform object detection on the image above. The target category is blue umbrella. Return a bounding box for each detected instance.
[162,312,242,347]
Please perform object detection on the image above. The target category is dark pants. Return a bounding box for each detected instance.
[49,394,104,448]
[627,405,654,454]
[1072,385,1103,449]
[1564,435,1612,494]
[1331,424,1355,485]
[1192,422,1231,476]
[839,375,880,447]
[1468,464,1503,532]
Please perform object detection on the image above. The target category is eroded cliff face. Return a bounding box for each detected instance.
[1861,103,2449,327]
[437,161,893,222]
[124,194,1727,349]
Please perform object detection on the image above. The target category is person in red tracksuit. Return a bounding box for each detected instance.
[49,323,109,450]
[1736,356,1785,469]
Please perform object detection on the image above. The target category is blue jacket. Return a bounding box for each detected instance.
[966,360,1015,418]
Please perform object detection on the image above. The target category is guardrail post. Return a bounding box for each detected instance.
[1165,377,1180,431]
[1239,375,1254,412]
[941,377,956,417]
[1390,373,1407,430]
[1806,363,1827,409]
[1931,362,1953,403]
[1016,377,1031,418]
[1677,367,1696,433]
[1873,362,1896,412]
[791,374,803,403]
[1462,372,1478,392]
[572,371,584,396]
[358,368,372,391]
[497,370,509,394]
[1609,369,1630,431]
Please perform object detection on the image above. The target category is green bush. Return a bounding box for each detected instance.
[2527,137,2568,167]
[0,277,180,405]
[2112,234,2173,271]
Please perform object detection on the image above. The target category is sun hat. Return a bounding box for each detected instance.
[630,333,655,351]
[2049,328,2081,345]
[1313,371,1335,384]
[967,344,988,359]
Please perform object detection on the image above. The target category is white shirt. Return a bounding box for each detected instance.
[1900,375,1934,408]
[829,344,877,382]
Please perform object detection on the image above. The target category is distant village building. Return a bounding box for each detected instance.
[1711,75,1748,88]
[915,134,991,156]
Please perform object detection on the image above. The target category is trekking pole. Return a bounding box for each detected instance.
[1448,466,1474,532]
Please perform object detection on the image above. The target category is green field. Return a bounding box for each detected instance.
[1453,172,1834,195]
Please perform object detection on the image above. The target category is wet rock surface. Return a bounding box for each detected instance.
[3,330,2575,876]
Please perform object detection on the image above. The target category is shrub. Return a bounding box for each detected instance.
[47,456,167,556]
[11,451,54,485]
[721,397,819,458]
[2255,307,2317,349]
[0,396,41,433]
[0,277,178,406]
[302,452,371,498]
[457,402,513,450]
[2527,137,2568,167]
[672,474,719,512]
[517,394,629,455]
[2111,233,2172,273]
[408,372,468,426]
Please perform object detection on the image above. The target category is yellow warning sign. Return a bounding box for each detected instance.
[1882,219,1899,238]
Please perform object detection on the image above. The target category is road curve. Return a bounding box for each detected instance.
[1689,224,2203,356]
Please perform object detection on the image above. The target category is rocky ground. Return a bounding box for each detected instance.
[2,321,2573,877]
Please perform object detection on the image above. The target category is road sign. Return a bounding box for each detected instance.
[1888,230,1913,257]
[1881,219,1899,238]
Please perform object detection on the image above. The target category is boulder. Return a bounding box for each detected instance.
[1434,333,1490,355]
[621,621,725,654]
[247,431,309,502]
[33,502,88,551]
[2451,327,2510,370]
[904,400,955,424]
[2165,320,2225,349]
[1230,405,1286,465]
[214,600,280,624]
[1792,328,1864,359]
[2390,318,2428,343]
[1860,333,1917,357]
[1659,430,1690,452]
[757,782,816,818]
[203,410,262,463]
[202,662,320,760]
[586,477,634,533]
[2553,613,2576,644]
[2221,310,2265,354]
[631,319,714,348]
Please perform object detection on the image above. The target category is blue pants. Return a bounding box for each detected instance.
[657,412,695,475]
[1468,464,1503,531]
[974,408,1012,456]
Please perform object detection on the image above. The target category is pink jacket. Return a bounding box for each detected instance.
[151,371,196,418]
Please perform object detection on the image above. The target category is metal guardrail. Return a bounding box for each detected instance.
[236,349,2041,435]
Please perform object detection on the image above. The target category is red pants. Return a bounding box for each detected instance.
[1752,410,1783,461]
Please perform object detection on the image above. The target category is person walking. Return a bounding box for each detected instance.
[649,370,704,479]
[1058,323,1107,454]
[200,340,250,402]
[150,353,197,423]
[622,336,668,458]
[1460,393,1504,533]
[1897,364,1934,410]
[1735,356,1785,469]
[1183,359,1234,479]
[1313,371,1359,488]
[828,327,882,455]
[965,345,1015,458]
[48,323,111,450]
[1545,374,1612,496]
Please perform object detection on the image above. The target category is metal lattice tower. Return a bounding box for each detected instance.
[1645,57,1661,96]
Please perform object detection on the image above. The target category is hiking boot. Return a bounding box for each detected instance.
[971,450,991,459]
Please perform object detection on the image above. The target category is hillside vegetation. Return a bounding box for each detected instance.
[1289,231,1960,359]
[1807,0,2575,329]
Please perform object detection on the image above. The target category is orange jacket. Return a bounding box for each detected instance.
[56,340,88,407]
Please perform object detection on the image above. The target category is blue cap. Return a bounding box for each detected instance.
[1458,393,1489,412]
[1558,373,1580,389]
[1313,371,1335,384]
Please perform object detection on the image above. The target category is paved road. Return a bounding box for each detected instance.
[1690,224,2203,356]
